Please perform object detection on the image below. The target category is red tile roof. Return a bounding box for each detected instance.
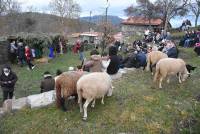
[122,17,163,26]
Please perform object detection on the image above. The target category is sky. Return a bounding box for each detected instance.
[17,0,199,28]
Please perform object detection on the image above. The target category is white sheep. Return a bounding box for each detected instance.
[153,58,189,88]
[77,72,113,120]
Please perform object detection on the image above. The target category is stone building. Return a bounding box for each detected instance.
[121,17,164,41]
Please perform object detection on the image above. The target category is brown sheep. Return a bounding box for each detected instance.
[55,71,84,111]
[146,51,168,74]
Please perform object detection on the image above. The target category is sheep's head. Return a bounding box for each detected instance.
[182,69,190,81]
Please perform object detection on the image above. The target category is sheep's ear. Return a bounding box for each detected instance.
[192,67,197,70]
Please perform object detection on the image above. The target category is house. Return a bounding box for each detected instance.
[69,32,103,45]
[121,16,164,38]
[80,32,103,44]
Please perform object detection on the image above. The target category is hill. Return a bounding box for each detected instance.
[0,48,200,133]
[0,12,96,35]
[81,15,123,26]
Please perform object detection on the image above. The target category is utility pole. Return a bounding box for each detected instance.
[101,0,109,55]
[89,11,92,32]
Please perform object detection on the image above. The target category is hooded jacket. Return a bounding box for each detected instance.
[40,74,55,93]
[89,55,102,72]
[0,65,18,89]
[107,46,120,75]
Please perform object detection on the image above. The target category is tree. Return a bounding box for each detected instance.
[49,0,81,31]
[189,0,200,27]
[0,0,21,34]
[0,0,21,16]
[124,0,157,26]
[155,0,189,30]
[0,0,6,15]
[124,0,189,30]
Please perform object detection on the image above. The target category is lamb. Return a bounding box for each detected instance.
[153,58,189,88]
[77,72,113,120]
[146,51,168,74]
[55,71,84,111]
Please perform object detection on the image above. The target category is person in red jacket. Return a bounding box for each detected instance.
[25,46,35,70]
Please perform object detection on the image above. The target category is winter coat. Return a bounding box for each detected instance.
[167,47,178,58]
[40,76,55,93]
[17,43,25,59]
[25,47,32,60]
[107,46,120,74]
[136,52,147,67]
[123,53,137,68]
[89,55,102,72]
[0,65,18,91]
[107,55,120,75]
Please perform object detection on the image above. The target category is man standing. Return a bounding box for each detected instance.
[0,65,18,101]
[79,41,85,61]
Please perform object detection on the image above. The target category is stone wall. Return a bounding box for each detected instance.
[122,25,151,37]
[0,41,9,65]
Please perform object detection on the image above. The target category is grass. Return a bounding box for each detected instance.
[0,48,200,134]
[0,52,82,101]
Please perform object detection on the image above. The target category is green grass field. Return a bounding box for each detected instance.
[0,48,200,134]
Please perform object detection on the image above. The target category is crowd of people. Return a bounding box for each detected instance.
[144,29,172,44]
[179,30,200,48]
[8,39,35,70]
[1,26,199,105]
[180,19,192,31]
[179,29,200,56]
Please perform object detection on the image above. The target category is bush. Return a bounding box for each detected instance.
[6,33,69,58]
[171,32,185,40]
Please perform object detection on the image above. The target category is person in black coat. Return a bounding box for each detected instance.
[17,39,25,67]
[107,46,120,75]
[0,64,18,101]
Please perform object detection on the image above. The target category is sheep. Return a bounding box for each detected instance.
[153,58,189,88]
[55,71,84,111]
[77,72,113,120]
[35,57,49,64]
[146,51,168,74]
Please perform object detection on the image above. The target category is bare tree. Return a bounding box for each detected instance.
[0,0,7,16]
[5,0,21,14]
[155,0,189,30]
[189,0,200,27]
[0,0,21,15]
[0,0,21,34]
[124,0,189,31]
[124,0,157,26]
[49,0,81,31]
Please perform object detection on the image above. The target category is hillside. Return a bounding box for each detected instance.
[0,48,200,133]
[0,12,96,35]
[81,15,123,26]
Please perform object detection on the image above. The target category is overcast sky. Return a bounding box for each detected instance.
[18,0,134,18]
[17,0,199,28]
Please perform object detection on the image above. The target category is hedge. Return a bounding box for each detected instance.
[1,33,96,58]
